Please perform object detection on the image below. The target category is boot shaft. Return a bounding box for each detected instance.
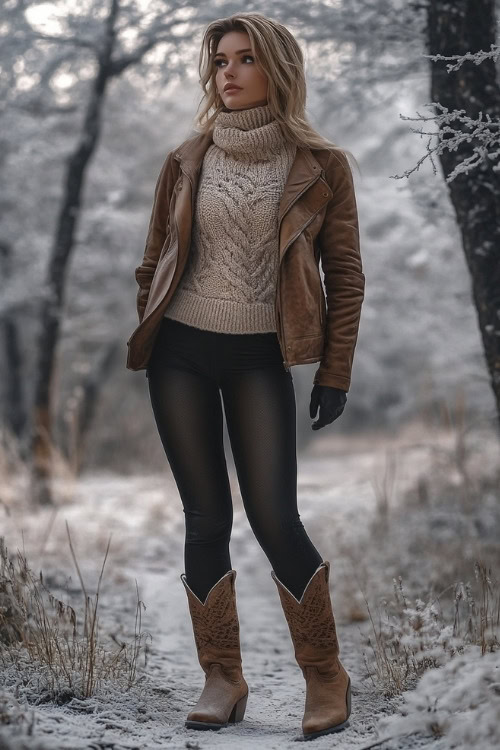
[271,561,340,669]
[181,569,243,678]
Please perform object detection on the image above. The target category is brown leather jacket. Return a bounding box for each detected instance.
[126,133,365,391]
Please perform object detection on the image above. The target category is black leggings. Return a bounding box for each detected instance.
[146,316,323,603]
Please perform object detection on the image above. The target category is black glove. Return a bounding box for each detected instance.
[309,384,347,430]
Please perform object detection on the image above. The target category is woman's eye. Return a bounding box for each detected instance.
[214,55,254,67]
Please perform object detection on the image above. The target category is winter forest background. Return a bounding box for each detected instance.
[1,1,500,749]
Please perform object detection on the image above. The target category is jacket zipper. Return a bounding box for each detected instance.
[173,153,196,219]
[149,157,190,322]
[276,287,290,372]
[167,158,195,299]
[276,171,323,372]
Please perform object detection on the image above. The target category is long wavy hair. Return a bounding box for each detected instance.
[193,12,358,172]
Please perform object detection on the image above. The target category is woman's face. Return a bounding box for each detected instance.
[214,31,268,111]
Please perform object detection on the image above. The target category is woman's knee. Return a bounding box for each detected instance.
[250,513,309,552]
[185,511,233,546]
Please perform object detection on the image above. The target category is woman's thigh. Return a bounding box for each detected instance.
[146,320,233,525]
[220,358,298,534]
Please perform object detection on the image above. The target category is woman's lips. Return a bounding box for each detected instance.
[224,87,242,93]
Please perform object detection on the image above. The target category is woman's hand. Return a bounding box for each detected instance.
[309,384,347,430]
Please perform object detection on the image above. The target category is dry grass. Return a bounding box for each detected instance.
[341,390,500,697]
[0,524,151,703]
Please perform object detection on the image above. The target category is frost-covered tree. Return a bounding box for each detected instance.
[2,0,207,504]
[392,0,500,426]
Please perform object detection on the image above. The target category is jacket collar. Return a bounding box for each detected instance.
[173,132,324,224]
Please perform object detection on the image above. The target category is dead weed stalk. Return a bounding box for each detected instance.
[0,525,151,701]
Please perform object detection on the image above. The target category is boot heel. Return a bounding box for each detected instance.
[346,676,351,718]
[228,690,248,723]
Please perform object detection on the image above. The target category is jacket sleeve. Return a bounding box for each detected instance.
[313,149,365,392]
[134,151,176,323]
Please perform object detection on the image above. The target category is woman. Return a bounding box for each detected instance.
[126,12,364,742]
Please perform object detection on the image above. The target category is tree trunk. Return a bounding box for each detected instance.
[28,0,163,504]
[0,242,27,450]
[62,342,120,475]
[30,7,118,505]
[428,0,500,427]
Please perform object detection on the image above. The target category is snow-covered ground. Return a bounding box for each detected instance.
[1,419,499,749]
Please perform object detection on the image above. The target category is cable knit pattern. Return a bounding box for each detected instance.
[164,104,297,333]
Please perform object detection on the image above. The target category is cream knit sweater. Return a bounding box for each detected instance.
[163,104,297,333]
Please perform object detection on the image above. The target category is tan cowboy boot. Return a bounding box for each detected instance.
[180,569,249,730]
[271,561,351,740]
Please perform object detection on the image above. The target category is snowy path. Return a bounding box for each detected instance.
[0,427,449,749]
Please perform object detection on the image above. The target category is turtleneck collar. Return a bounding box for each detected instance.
[212,104,286,159]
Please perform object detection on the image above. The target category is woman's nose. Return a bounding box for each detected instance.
[223,60,236,75]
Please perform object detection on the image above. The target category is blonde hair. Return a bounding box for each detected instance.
[193,12,359,173]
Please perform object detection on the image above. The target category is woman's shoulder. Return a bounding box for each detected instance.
[308,145,358,190]
[308,145,352,171]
